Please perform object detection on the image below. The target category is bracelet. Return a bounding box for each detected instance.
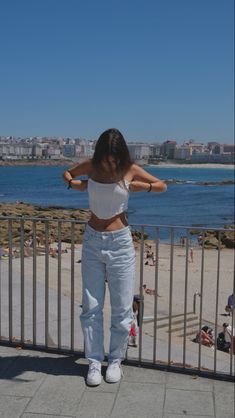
[67,179,73,189]
[147,183,152,192]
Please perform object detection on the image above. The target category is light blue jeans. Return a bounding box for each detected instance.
[80,224,135,362]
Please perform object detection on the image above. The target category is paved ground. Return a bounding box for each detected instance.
[0,344,234,418]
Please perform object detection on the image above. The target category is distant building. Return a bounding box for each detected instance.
[183,140,204,154]
[0,143,32,159]
[174,145,191,160]
[191,153,234,163]
[0,135,233,164]
[32,144,43,158]
[207,141,220,152]
[62,144,76,158]
[47,145,61,159]
[149,143,161,157]
[223,144,235,154]
[160,140,177,159]
[127,143,150,161]
[213,144,235,155]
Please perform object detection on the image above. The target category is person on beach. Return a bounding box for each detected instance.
[195,325,214,347]
[142,284,161,297]
[128,300,139,348]
[225,293,234,316]
[63,128,167,386]
[217,323,232,353]
[222,322,232,347]
[190,247,194,263]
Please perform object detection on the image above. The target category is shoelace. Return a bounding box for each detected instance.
[108,361,123,375]
[110,362,120,369]
[89,363,100,375]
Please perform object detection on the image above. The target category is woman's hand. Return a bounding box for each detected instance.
[130,164,167,193]
[129,180,167,193]
[63,161,91,191]
[69,179,88,191]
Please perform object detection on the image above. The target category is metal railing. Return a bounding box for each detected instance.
[0,216,234,380]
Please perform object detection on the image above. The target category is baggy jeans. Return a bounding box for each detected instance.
[80,224,135,362]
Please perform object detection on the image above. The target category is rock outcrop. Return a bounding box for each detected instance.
[198,226,235,249]
[0,202,90,246]
[0,202,145,247]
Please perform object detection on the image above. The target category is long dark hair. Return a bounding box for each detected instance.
[92,128,132,174]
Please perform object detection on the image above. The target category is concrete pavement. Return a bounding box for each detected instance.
[0,344,234,418]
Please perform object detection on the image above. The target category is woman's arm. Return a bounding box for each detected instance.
[63,159,91,191]
[129,164,167,193]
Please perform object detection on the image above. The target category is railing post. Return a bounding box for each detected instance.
[20,218,25,344]
[0,247,2,339]
[138,225,145,364]
[168,227,174,366]
[8,219,13,342]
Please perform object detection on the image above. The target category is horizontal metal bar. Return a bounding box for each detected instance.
[0,215,87,224]
[0,215,234,233]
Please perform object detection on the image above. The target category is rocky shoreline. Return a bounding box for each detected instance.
[0,202,234,249]
[203,228,234,249]
[0,202,234,248]
[0,160,234,170]
[0,202,144,247]
[0,202,90,246]
[0,159,72,167]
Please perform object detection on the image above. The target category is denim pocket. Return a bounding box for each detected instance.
[113,234,133,251]
[83,230,92,242]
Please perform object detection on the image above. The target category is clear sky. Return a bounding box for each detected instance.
[0,0,234,143]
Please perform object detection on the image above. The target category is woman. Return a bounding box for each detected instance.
[63,128,167,386]
[195,326,214,347]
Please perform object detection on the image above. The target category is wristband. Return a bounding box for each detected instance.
[147,183,152,192]
[67,179,73,189]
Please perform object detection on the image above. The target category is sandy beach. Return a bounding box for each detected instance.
[0,160,234,169]
[1,236,234,372]
[151,163,234,169]
[1,238,234,323]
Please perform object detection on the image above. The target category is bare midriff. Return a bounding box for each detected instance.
[88,212,128,231]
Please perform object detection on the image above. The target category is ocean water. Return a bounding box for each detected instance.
[0,165,234,239]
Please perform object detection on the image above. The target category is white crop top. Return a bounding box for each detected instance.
[87,178,130,219]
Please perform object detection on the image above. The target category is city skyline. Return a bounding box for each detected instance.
[0,0,234,143]
[0,134,233,146]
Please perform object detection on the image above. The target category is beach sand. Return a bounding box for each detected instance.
[151,163,234,169]
[0,160,233,169]
[1,238,233,373]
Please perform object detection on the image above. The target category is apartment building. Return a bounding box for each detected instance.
[0,143,32,159]
[160,140,177,159]
[174,145,192,160]
[127,143,150,161]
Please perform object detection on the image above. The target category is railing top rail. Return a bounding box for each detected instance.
[0,216,86,224]
[131,224,235,232]
[0,215,234,232]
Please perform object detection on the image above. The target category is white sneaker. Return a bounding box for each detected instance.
[86,361,102,386]
[105,360,123,383]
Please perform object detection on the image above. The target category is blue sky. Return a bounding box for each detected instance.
[0,0,234,143]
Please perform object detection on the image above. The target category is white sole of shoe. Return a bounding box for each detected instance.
[86,378,102,386]
[105,371,123,384]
